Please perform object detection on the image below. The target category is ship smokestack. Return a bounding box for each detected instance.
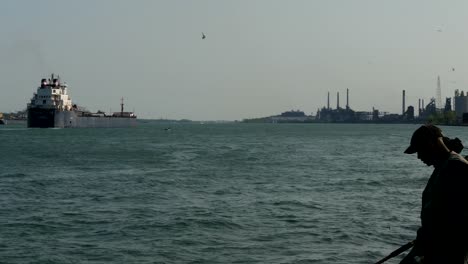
[402,90,406,115]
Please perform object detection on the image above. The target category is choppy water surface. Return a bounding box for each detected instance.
[1,122,467,263]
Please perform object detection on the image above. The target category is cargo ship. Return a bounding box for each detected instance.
[27,74,137,128]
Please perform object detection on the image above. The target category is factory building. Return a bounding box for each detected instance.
[316,89,412,123]
[454,89,468,123]
[315,81,457,124]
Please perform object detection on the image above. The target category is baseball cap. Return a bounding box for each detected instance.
[404,125,443,154]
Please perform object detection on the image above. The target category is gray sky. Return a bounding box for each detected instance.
[1,0,468,120]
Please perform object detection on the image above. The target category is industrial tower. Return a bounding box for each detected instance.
[436,76,442,110]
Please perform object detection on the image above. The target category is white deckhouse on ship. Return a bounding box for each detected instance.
[27,74,137,128]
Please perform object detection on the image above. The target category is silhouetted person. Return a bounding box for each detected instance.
[400,125,468,264]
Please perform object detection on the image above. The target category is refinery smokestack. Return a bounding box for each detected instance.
[402,90,405,115]
[436,76,442,109]
[327,92,330,109]
[346,88,349,109]
[419,99,421,116]
[337,92,340,109]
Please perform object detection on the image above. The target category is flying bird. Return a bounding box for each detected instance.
[202,32,206,39]
[452,67,455,71]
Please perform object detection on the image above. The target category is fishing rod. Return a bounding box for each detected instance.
[375,240,415,264]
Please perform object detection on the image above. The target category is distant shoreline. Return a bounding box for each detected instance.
[5,119,466,126]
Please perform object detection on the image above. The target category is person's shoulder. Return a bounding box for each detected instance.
[448,152,468,165]
[446,153,468,177]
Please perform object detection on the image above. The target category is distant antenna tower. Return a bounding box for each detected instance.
[436,75,442,109]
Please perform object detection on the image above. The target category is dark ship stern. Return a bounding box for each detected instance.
[27,108,56,128]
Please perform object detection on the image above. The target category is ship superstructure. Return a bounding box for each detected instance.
[27,74,137,128]
[28,74,73,109]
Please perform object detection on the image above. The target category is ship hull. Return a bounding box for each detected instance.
[27,108,55,128]
[27,108,137,128]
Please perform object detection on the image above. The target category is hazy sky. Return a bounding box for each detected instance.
[1,0,468,120]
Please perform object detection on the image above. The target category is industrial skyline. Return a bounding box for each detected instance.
[246,73,468,124]
[320,74,462,116]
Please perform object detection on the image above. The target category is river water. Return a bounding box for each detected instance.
[1,122,466,263]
